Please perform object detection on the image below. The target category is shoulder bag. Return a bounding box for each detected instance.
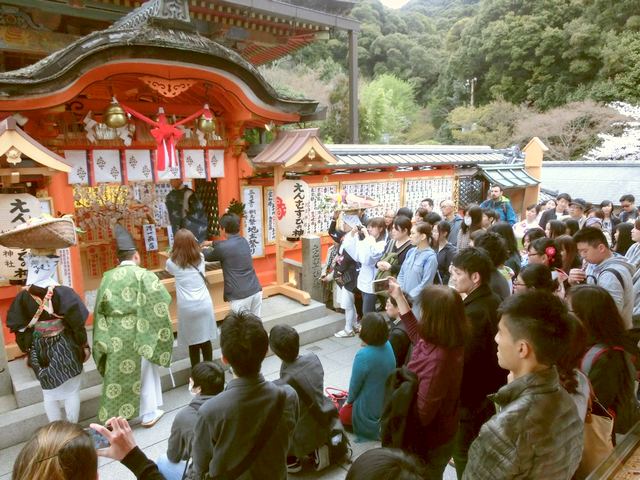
[575,384,614,479]
[190,263,210,287]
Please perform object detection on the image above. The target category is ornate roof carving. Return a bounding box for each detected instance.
[0,0,320,118]
[112,0,192,31]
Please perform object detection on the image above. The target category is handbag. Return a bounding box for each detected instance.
[575,387,614,479]
[338,402,353,426]
[325,387,349,411]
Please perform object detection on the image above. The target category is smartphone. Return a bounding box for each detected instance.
[372,278,390,293]
[85,427,110,450]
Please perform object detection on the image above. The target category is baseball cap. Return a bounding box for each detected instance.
[569,198,587,209]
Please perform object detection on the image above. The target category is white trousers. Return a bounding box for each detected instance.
[230,291,262,318]
[42,374,82,423]
[340,289,356,333]
[139,357,163,421]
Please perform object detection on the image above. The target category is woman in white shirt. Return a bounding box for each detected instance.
[355,217,388,314]
[166,229,217,367]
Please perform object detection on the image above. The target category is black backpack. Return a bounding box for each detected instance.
[282,376,352,471]
[380,366,419,448]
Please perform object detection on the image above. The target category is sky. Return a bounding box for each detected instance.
[379,0,410,9]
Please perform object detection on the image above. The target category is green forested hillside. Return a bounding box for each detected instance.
[260,0,640,156]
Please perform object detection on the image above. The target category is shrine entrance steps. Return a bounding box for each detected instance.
[0,295,344,450]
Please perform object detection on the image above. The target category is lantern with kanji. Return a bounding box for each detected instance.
[275,178,310,239]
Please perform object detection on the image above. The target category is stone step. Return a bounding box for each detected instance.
[0,310,344,450]
[9,295,329,409]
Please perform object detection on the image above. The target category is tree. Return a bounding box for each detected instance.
[447,99,527,147]
[513,101,629,160]
[359,74,420,143]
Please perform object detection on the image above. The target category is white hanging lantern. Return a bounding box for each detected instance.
[275,178,310,239]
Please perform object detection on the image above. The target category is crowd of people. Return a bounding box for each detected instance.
[7,186,640,480]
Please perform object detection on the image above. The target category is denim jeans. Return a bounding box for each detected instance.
[156,454,187,480]
[362,292,378,314]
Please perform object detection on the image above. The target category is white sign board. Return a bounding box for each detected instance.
[0,194,42,281]
[241,186,264,258]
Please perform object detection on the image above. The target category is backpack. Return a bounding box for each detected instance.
[282,376,352,471]
[380,366,419,448]
[581,344,640,434]
[375,240,413,283]
[333,251,357,289]
[313,416,352,471]
[595,267,640,324]
[389,321,413,367]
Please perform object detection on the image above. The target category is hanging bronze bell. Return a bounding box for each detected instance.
[197,113,216,134]
[104,102,127,129]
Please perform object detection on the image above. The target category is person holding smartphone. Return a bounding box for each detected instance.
[354,217,388,314]
[331,212,362,338]
[12,418,166,480]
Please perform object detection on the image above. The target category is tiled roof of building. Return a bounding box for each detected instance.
[540,161,640,205]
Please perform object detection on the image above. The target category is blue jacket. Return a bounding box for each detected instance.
[480,197,517,225]
[348,341,396,441]
[397,247,438,300]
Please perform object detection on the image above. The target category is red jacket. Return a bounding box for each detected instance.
[401,310,465,451]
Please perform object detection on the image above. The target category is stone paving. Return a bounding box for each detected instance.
[0,334,457,479]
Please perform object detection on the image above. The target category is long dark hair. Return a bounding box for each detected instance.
[569,285,627,346]
[556,235,579,272]
[547,220,567,239]
[519,263,558,292]
[564,219,580,236]
[461,205,483,235]
[557,314,587,395]
[170,229,202,268]
[489,222,520,259]
[416,285,468,348]
[614,222,634,255]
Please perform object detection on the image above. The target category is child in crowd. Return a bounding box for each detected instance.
[269,324,334,473]
[156,362,225,480]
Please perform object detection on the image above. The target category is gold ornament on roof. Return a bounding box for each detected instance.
[197,103,216,134]
[104,100,128,129]
[197,114,216,134]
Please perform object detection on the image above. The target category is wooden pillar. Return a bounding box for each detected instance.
[217,123,243,227]
[48,172,85,297]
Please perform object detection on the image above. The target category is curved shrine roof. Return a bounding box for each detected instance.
[0,0,321,121]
